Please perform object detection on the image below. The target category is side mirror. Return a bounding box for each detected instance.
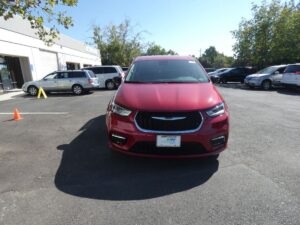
[274,71,280,75]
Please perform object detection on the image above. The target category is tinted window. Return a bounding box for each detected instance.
[68,71,86,78]
[285,65,300,73]
[103,67,117,74]
[231,69,242,74]
[57,72,69,79]
[277,67,286,73]
[87,67,102,74]
[125,60,208,83]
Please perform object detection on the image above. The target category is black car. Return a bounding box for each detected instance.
[211,67,256,83]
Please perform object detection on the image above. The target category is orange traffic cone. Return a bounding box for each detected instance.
[13,108,22,121]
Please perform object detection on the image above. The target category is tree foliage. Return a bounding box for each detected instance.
[198,46,234,68]
[0,0,77,45]
[233,0,300,68]
[92,20,145,66]
[145,43,177,55]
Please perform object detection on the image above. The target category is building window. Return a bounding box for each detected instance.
[66,62,80,70]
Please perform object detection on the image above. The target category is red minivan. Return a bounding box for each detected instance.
[106,56,229,158]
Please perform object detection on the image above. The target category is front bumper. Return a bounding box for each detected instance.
[244,79,261,87]
[106,111,229,158]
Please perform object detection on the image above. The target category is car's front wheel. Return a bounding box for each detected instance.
[28,86,38,96]
[72,84,83,95]
[262,80,272,90]
[220,78,227,84]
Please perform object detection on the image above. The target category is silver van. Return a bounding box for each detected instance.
[22,70,99,96]
[244,65,287,90]
[85,65,124,90]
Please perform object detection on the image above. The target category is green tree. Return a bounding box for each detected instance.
[0,0,78,45]
[198,46,233,68]
[232,0,300,68]
[145,43,177,55]
[92,19,145,66]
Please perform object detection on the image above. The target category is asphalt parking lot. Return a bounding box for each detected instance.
[0,86,299,225]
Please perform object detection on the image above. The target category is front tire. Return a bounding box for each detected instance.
[262,80,272,90]
[72,84,83,95]
[220,78,227,84]
[28,86,38,96]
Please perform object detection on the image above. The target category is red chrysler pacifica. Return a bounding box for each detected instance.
[106,56,229,158]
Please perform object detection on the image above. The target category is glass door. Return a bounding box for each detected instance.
[0,64,13,90]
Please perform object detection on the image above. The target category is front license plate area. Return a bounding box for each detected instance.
[156,135,181,147]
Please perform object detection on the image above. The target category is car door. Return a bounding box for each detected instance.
[283,65,300,85]
[228,68,241,82]
[272,67,286,85]
[39,73,58,90]
[102,67,118,82]
[56,72,71,90]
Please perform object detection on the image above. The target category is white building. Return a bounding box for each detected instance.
[0,16,101,91]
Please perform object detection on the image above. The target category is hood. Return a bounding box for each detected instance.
[114,83,223,112]
[247,73,268,78]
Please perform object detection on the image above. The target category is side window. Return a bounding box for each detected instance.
[277,67,286,73]
[285,65,300,73]
[68,72,86,78]
[57,72,69,79]
[90,67,103,74]
[43,73,58,80]
[231,69,240,75]
[103,67,117,74]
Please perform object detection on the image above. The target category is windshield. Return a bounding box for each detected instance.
[125,60,209,83]
[256,66,277,74]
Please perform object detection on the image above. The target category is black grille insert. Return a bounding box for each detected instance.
[135,111,202,132]
[131,142,207,156]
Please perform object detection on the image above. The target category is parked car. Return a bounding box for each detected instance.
[211,67,255,83]
[208,68,231,83]
[208,68,230,76]
[85,65,124,90]
[205,68,216,73]
[281,64,300,88]
[106,55,229,158]
[122,67,129,72]
[22,70,99,96]
[244,65,287,90]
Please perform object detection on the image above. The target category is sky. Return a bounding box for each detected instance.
[52,0,264,57]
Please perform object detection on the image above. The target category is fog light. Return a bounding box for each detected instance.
[210,136,225,147]
[111,134,127,145]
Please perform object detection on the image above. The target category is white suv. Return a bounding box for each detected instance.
[85,66,124,90]
[281,64,300,88]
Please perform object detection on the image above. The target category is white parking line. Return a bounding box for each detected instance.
[0,112,69,115]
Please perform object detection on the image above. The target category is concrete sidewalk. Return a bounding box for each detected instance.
[0,90,25,102]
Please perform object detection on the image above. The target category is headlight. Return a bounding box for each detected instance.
[112,102,132,116]
[206,102,225,117]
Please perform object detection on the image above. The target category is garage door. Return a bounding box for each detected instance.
[39,50,58,76]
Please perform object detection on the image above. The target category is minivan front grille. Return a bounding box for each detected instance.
[135,111,203,133]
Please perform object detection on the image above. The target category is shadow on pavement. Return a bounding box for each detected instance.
[55,115,219,201]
